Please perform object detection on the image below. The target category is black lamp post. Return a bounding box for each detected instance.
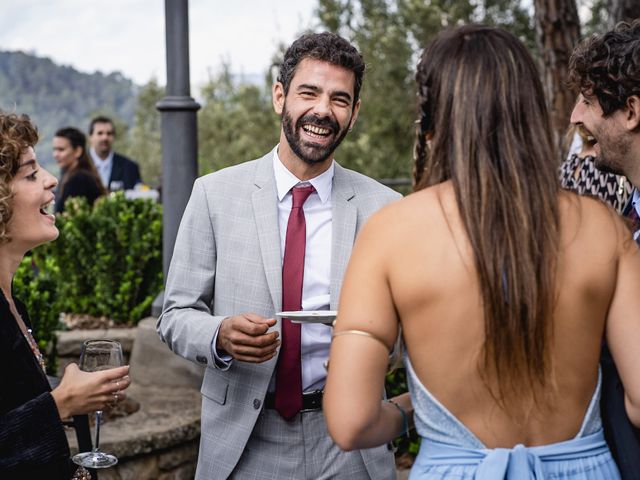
[153,0,200,315]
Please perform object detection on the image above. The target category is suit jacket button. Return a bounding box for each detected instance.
[196,355,208,364]
[253,399,261,410]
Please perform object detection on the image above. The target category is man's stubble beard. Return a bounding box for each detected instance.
[281,109,351,165]
[593,135,631,177]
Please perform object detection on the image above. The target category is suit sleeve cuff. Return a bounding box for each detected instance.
[211,322,233,370]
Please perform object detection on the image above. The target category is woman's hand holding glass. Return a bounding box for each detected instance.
[51,362,130,419]
[51,340,130,468]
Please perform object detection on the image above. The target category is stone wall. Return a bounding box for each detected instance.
[62,318,203,480]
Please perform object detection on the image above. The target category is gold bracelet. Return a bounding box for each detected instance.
[331,329,392,352]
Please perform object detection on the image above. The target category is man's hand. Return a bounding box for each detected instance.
[217,313,279,363]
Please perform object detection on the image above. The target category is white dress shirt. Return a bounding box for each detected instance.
[90,148,114,188]
[212,146,334,392]
[273,147,333,392]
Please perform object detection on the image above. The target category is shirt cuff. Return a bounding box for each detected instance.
[211,322,233,370]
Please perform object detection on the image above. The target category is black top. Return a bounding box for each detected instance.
[0,289,73,479]
[56,169,103,213]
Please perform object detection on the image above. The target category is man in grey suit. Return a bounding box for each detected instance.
[158,32,400,479]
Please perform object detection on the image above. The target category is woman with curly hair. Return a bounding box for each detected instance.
[53,127,106,213]
[324,25,639,478]
[0,112,130,479]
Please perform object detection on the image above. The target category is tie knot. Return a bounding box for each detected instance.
[291,185,315,208]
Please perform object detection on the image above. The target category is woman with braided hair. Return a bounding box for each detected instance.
[324,25,640,478]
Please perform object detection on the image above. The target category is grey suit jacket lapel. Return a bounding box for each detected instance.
[330,163,357,310]
[251,155,357,313]
[251,152,283,314]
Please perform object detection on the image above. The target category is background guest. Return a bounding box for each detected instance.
[53,127,106,213]
[88,115,141,191]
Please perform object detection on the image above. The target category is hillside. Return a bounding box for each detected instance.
[0,50,137,169]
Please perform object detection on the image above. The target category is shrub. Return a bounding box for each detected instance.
[13,251,60,374]
[52,193,163,323]
[13,193,163,369]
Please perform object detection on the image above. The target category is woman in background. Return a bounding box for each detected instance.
[324,25,639,478]
[53,127,105,213]
[0,112,130,479]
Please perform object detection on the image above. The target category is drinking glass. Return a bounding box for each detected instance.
[72,340,123,469]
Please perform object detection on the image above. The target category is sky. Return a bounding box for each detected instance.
[0,0,319,88]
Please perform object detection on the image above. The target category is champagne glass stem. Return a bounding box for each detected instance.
[93,410,103,452]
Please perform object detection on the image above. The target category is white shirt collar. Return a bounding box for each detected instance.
[272,145,334,204]
[633,188,640,217]
[90,147,114,166]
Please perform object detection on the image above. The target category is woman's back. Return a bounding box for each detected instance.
[378,181,631,448]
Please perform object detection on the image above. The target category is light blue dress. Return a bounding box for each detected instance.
[405,357,621,479]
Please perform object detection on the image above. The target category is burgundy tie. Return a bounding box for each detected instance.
[275,185,315,419]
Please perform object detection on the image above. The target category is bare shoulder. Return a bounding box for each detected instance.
[357,182,452,246]
[559,191,633,253]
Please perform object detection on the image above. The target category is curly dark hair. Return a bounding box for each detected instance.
[0,112,39,244]
[277,31,365,108]
[568,19,640,116]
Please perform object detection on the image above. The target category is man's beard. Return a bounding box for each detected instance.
[282,109,350,165]
[594,156,625,176]
[593,137,630,177]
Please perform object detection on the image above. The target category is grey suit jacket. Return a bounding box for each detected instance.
[157,151,401,479]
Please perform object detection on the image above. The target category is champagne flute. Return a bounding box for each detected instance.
[72,340,123,469]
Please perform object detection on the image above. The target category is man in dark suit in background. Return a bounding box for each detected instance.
[88,115,142,191]
[569,19,640,480]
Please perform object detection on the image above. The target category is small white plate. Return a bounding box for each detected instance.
[275,310,337,324]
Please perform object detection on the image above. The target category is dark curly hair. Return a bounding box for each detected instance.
[277,32,365,108]
[0,112,39,244]
[568,19,640,116]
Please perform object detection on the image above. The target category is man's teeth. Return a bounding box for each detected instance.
[303,125,330,136]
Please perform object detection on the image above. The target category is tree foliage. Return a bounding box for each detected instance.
[127,79,164,187]
[52,194,163,323]
[313,0,538,181]
[197,65,279,174]
[0,50,136,171]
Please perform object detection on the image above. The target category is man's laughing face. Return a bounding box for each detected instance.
[571,93,631,176]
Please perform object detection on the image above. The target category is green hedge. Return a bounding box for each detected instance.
[52,193,163,322]
[13,193,163,369]
[13,251,61,373]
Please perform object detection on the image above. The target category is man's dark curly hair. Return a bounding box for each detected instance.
[0,112,39,244]
[569,19,640,116]
[277,32,365,109]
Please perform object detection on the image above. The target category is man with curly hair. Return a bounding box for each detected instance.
[569,19,640,480]
[569,19,640,233]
